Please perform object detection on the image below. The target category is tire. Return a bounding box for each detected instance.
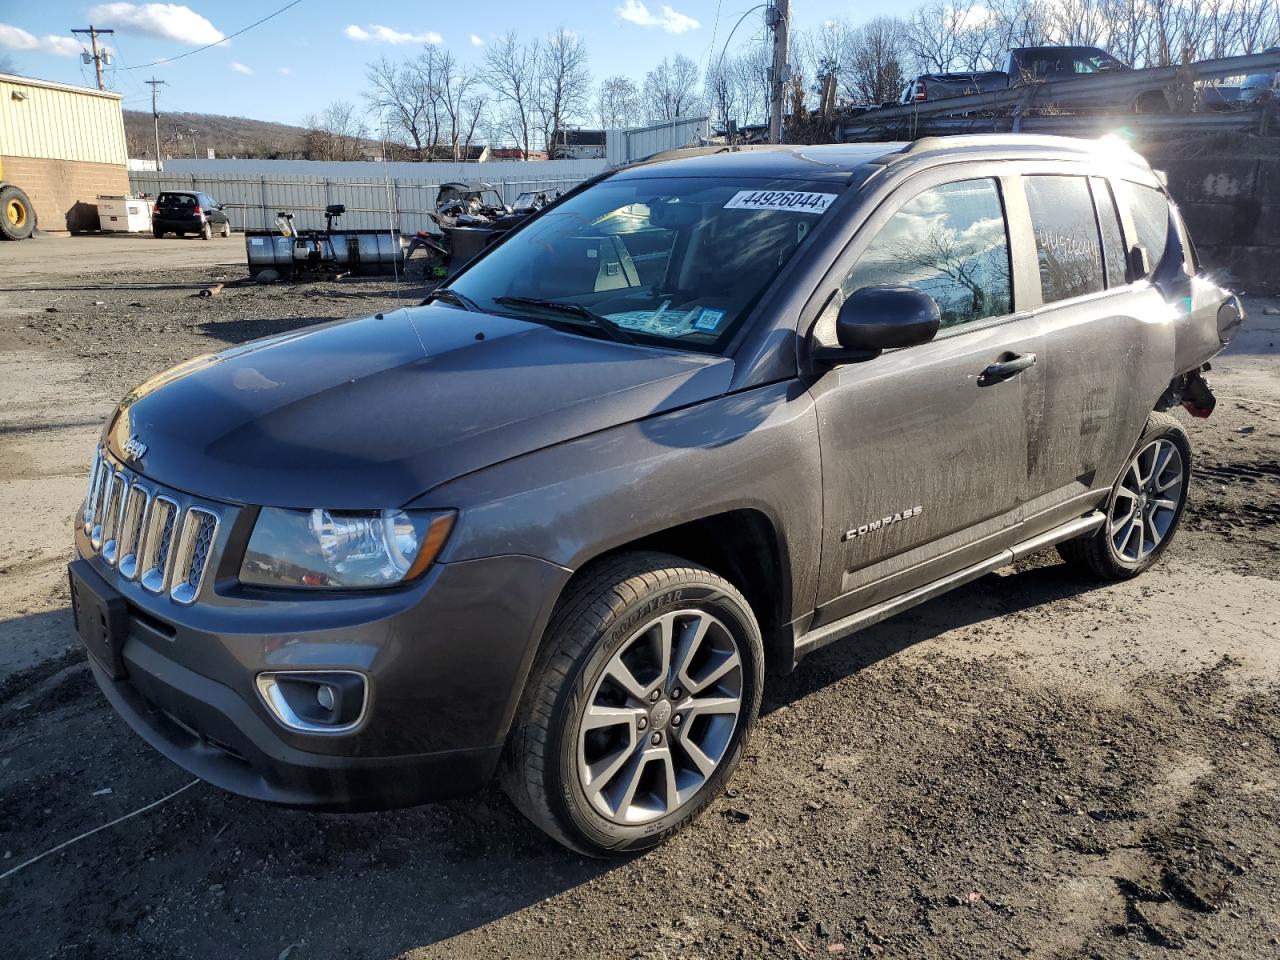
[0,185,35,240]
[220,222,231,238]
[152,226,164,238]
[502,551,765,857]
[1058,412,1191,579]
[199,221,213,241]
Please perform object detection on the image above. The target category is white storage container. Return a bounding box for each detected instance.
[97,195,154,233]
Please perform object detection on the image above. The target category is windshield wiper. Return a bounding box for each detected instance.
[423,287,481,312]
[493,296,637,345]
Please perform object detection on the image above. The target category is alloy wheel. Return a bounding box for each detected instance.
[1110,437,1185,562]
[576,609,744,825]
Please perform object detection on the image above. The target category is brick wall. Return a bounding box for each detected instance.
[1,155,129,234]
[1145,149,1280,292]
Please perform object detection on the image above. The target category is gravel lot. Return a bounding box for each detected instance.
[1,235,1277,960]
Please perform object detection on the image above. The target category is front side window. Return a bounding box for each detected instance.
[1024,175,1106,304]
[840,178,1012,331]
[446,176,843,352]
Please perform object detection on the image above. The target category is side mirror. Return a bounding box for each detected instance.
[1127,244,1151,281]
[816,286,941,364]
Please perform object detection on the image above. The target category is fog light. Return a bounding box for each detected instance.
[316,684,336,711]
[256,671,366,733]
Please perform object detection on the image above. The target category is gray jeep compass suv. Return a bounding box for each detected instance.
[70,136,1242,855]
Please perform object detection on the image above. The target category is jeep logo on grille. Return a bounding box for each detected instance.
[122,435,148,461]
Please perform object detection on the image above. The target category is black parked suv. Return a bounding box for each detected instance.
[71,136,1242,855]
[152,191,231,239]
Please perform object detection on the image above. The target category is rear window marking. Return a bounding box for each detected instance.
[723,190,836,214]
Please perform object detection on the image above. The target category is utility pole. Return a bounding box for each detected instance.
[71,26,114,91]
[145,78,166,171]
[766,0,790,143]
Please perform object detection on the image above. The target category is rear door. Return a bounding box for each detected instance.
[808,170,1041,624]
[1010,171,1172,537]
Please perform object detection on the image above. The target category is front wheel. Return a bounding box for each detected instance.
[220,222,231,238]
[1058,412,1191,579]
[502,552,764,856]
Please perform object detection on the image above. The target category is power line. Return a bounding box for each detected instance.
[125,0,305,70]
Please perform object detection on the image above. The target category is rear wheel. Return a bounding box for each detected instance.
[1058,412,1191,579]
[0,185,34,240]
[152,226,164,238]
[502,552,764,856]
[199,221,213,241]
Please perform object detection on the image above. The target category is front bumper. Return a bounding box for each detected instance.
[72,546,571,810]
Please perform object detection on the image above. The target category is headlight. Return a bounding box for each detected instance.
[240,508,455,589]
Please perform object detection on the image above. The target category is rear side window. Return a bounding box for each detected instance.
[841,178,1012,330]
[1024,176,1105,303]
[1090,177,1128,288]
[1126,182,1171,273]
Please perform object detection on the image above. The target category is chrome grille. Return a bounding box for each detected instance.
[100,472,128,565]
[141,497,179,594]
[171,508,219,605]
[116,484,150,580]
[80,446,222,605]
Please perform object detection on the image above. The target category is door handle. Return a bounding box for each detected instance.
[979,352,1037,385]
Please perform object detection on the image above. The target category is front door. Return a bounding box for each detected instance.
[808,175,1039,625]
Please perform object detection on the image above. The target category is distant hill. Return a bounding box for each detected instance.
[123,110,309,160]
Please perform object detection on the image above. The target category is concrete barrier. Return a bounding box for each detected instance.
[1147,148,1280,291]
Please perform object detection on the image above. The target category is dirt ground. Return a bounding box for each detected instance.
[0,235,1277,960]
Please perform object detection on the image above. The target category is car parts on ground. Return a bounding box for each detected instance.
[245,205,406,280]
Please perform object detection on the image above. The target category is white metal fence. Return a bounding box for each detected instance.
[606,117,711,165]
[129,158,608,232]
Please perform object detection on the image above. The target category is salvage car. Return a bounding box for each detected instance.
[71,136,1242,855]
[151,190,232,240]
[902,46,1171,113]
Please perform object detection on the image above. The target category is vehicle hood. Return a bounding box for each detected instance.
[105,304,733,509]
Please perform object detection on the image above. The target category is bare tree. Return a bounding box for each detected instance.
[642,53,702,122]
[597,75,642,128]
[302,101,368,161]
[537,27,592,157]
[848,17,913,104]
[364,56,430,159]
[483,31,540,159]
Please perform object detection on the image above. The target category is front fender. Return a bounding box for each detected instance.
[417,380,823,626]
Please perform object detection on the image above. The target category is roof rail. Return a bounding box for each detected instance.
[612,142,792,172]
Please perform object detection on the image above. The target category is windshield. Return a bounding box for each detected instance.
[446,175,842,352]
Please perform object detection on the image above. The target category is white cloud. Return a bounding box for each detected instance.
[230,61,252,74]
[344,23,442,45]
[470,33,484,46]
[87,4,225,45]
[0,23,83,56]
[278,66,292,75]
[616,0,700,34]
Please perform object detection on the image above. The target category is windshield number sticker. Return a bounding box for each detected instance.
[693,308,726,332]
[724,190,836,214]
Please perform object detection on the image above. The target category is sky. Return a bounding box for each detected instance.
[0,0,899,126]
